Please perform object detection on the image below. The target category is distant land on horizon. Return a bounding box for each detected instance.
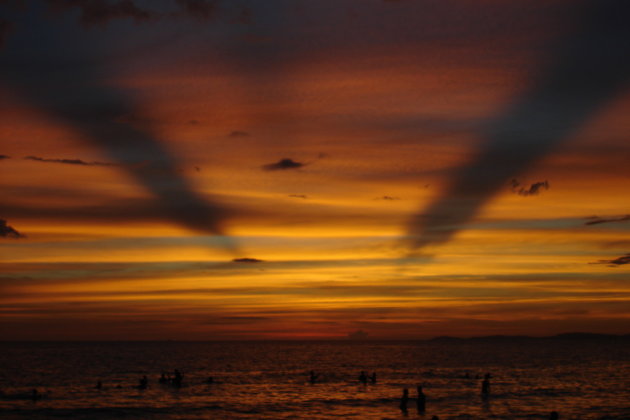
[427,332,630,342]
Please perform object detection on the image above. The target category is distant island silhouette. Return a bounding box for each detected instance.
[427,332,630,342]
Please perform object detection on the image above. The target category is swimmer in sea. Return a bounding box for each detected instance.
[481,373,490,398]
[138,375,148,390]
[359,371,368,384]
[400,388,409,414]
[416,385,426,413]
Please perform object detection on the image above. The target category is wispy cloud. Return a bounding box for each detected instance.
[510,179,550,196]
[0,197,234,225]
[262,158,306,171]
[24,155,117,166]
[585,215,630,225]
[232,257,264,263]
[0,219,25,238]
[590,253,630,267]
[288,194,308,199]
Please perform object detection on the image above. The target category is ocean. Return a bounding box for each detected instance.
[1,339,629,419]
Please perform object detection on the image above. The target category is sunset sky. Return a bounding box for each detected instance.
[1,0,629,340]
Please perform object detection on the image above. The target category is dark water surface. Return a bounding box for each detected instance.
[1,339,629,419]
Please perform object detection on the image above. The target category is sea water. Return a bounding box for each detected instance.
[1,339,629,419]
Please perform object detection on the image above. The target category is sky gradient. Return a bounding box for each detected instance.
[1,0,629,340]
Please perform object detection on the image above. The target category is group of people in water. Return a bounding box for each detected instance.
[20,369,560,419]
[398,375,484,416]
[157,369,184,388]
[399,385,426,414]
[397,372,559,420]
[133,369,186,390]
[90,369,187,392]
[359,370,377,384]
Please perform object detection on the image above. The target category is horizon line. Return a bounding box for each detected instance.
[2,332,629,343]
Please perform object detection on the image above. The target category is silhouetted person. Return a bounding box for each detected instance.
[159,373,167,384]
[550,411,559,420]
[205,376,214,384]
[138,375,148,390]
[309,370,318,384]
[400,388,409,414]
[370,372,377,384]
[359,371,368,384]
[95,381,102,390]
[416,385,426,413]
[481,373,490,398]
[31,389,40,402]
[170,369,184,388]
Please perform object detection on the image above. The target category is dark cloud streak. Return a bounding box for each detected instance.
[262,158,305,171]
[0,9,233,249]
[590,253,630,267]
[407,0,630,254]
[24,155,117,166]
[0,219,25,238]
[232,257,264,263]
[511,179,549,196]
[585,215,630,225]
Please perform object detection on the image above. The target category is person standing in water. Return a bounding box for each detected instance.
[370,372,377,384]
[173,369,183,387]
[481,373,491,398]
[31,389,40,402]
[359,371,368,384]
[416,385,426,413]
[400,388,409,414]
